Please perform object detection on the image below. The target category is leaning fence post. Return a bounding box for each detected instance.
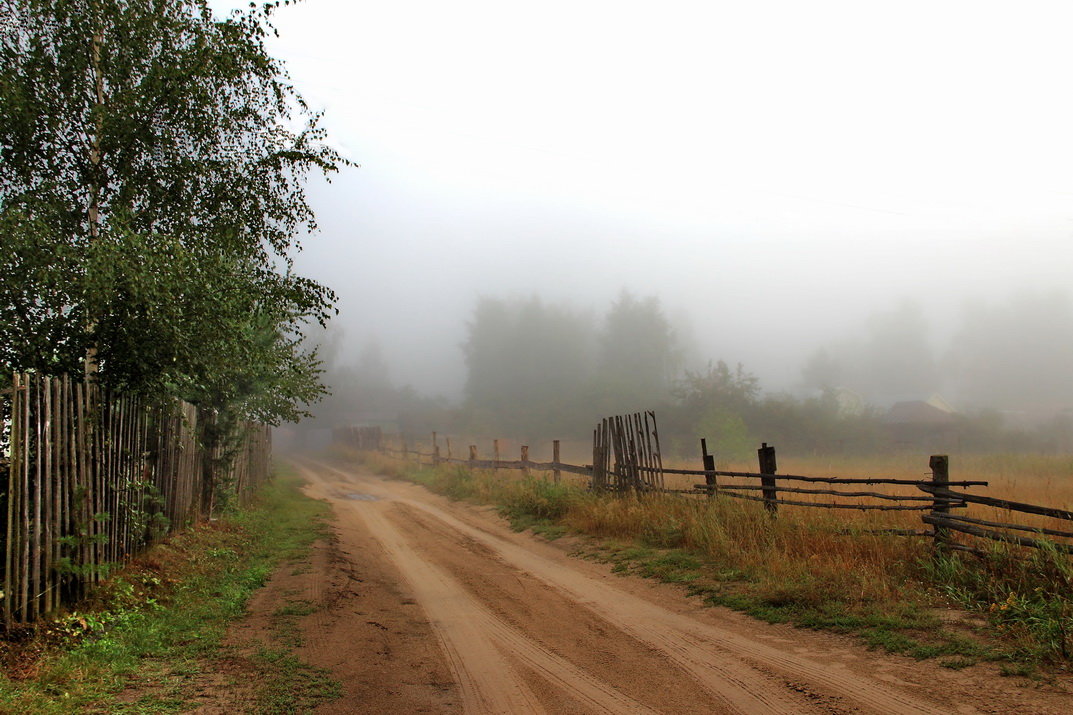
[758,442,778,516]
[468,445,478,466]
[432,432,440,465]
[521,445,530,477]
[701,438,717,497]
[930,455,950,556]
[552,440,561,483]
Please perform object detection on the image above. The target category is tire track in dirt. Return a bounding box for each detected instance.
[323,475,659,714]
[385,501,753,712]
[298,459,963,714]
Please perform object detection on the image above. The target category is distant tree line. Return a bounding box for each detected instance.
[446,293,894,456]
[313,291,1073,457]
[801,294,1073,415]
[449,291,1073,455]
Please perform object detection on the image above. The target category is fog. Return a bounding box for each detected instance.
[297,170,1071,403]
[209,1,1073,446]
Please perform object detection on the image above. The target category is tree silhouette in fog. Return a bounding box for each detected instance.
[462,296,593,437]
[591,291,679,414]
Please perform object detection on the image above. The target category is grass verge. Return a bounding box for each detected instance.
[365,452,1072,675]
[0,466,341,714]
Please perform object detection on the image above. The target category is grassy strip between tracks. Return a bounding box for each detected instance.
[0,466,340,714]
[365,452,1073,678]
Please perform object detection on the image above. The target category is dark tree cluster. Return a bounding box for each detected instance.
[457,292,679,440]
[0,0,344,425]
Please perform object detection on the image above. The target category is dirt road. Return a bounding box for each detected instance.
[281,459,1072,714]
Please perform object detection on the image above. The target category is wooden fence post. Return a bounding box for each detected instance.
[5,373,21,626]
[552,440,561,484]
[520,445,529,477]
[701,438,717,497]
[446,437,452,460]
[468,445,478,465]
[493,439,500,473]
[930,455,950,556]
[758,442,778,516]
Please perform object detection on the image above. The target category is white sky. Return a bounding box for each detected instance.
[215,0,1073,396]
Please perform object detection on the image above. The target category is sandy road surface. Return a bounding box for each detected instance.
[290,459,1073,714]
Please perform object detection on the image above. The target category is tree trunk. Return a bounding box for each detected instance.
[84,16,106,378]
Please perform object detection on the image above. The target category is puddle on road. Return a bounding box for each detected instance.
[341,493,380,501]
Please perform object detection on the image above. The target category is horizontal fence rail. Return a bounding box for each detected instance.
[917,485,1073,521]
[922,514,1073,555]
[936,513,1073,540]
[693,488,951,511]
[0,373,271,626]
[659,465,987,487]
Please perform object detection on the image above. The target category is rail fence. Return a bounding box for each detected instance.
[357,410,1073,561]
[0,372,271,626]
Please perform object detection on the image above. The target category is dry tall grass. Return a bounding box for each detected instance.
[564,490,927,607]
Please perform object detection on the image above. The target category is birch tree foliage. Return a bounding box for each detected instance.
[0,0,344,423]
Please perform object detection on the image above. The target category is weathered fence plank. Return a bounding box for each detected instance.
[935,513,1073,541]
[701,438,717,497]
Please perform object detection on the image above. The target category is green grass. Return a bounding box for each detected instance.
[921,541,1073,668]
[250,646,342,713]
[0,467,340,713]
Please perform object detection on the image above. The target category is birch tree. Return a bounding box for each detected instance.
[0,0,344,424]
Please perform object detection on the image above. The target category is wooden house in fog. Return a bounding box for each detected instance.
[882,395,957,449]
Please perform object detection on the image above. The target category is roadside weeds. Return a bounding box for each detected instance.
[0,466,341,714]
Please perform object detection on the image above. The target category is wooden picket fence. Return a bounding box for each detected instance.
[332,425,383,451]
[0,373,271,626]
[591,411,665,492]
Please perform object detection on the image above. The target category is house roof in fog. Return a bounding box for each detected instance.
[884,398,957,425]
[923,394,957,414]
